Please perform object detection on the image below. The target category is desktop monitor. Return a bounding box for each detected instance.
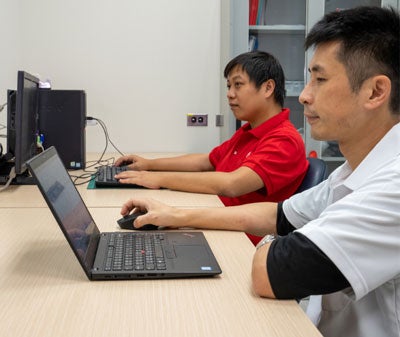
[12,71,40,175]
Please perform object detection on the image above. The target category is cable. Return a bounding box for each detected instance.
[0,101,7,136]
[87,116,125,159]
[70,172,95,186]
[86,116,124,163]
[71,116,125,185]
[0,166,16,192]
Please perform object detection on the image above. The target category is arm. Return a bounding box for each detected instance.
[115,166,264,196]
[122,197,350,299]
[252,243,275,298]
[251,202,296,298]
[115,153,213,172]
[252,232,351,299]
[120,198,278,237]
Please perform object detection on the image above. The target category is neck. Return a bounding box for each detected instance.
[249,103,283,129]
[340,117,399,170]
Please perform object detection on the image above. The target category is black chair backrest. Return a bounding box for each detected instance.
[295,157,328,194]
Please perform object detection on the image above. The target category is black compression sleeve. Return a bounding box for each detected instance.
[276,202,296,235]
[267,231,350,300]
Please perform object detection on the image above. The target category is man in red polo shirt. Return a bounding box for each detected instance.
[115,51,308,244]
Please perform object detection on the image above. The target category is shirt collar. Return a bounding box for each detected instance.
[343,122,400,190]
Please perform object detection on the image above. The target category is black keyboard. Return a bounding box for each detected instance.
[105,233,166,271]
[94,165,138,187]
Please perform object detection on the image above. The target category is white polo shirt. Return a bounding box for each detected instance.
[283,122,400,337]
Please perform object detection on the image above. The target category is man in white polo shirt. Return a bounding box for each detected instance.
[119,6,400,337]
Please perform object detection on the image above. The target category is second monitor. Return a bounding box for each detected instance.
[0,71,40,185]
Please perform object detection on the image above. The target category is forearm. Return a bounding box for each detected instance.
[122,198,278,236]
[147,154,213,171]
[177,202,278,236]
[152,167,263,197]
[252,243,276,298]
[153,171,229,194]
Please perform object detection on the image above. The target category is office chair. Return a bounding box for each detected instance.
[295,157,328,193]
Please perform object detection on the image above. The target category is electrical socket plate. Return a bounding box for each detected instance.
[187,114,208,126]
[216,114,224,127]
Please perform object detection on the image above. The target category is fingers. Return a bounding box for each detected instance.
[119,199,149,228]
[114,171,160,189]
[114,173,144,187]
[120,198,149,216]
[114,171,139,185]
[119,198,176,228]
[114,170,131,179]
[115,155,137,167]
[115,170,141,181]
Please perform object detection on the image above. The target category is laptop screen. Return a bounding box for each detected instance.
[27,147,99,275]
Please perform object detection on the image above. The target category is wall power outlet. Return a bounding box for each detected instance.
[187,114,208,126]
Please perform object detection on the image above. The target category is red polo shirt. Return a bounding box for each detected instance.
[209,108,308,245]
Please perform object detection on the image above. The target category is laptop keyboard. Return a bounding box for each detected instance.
[105,233,167,271]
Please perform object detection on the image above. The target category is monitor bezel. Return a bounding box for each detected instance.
[14,71,40,175]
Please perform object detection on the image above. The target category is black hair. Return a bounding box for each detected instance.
[224,51,286,107]
[305,6,400,114]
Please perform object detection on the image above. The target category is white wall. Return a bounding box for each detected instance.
[219,0,236,143]
[0,1,18,151]
[0,0,221,154]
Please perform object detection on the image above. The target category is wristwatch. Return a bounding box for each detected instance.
[256,234,276,250]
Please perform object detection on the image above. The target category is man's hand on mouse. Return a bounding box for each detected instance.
[120,198,180,229]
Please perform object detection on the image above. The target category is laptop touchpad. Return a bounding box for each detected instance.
[174,245,210,263]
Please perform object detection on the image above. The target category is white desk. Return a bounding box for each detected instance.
[0,152,321,336]
[0,153,224,209]
[0,207,321,337]
[0,183,224,209]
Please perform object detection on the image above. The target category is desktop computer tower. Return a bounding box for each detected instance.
[38,89,86,169]
[6,89,17,158]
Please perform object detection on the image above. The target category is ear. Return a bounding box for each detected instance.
[262,79,275,98]
[364,75,391,110]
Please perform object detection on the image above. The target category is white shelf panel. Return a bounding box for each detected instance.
[249,24,305,34]
[286,81,304,97]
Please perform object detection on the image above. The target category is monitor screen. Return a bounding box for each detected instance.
[14,71,40,175]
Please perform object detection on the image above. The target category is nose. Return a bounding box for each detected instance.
[299,82,311,106]
[227,87,235,99]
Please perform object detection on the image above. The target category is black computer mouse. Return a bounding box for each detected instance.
[117,212,158,230]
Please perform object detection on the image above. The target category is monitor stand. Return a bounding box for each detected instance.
[0,161,36,185]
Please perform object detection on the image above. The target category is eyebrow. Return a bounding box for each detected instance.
[228,75,244,81]
[308,64,326,74]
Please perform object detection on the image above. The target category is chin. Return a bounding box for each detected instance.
[234,115,247,123]
[310,130,327,141]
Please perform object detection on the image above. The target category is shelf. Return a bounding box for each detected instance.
[286,81,304,97]
[249,24,305,34]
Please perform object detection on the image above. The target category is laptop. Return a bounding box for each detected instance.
[26,146,222,280]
